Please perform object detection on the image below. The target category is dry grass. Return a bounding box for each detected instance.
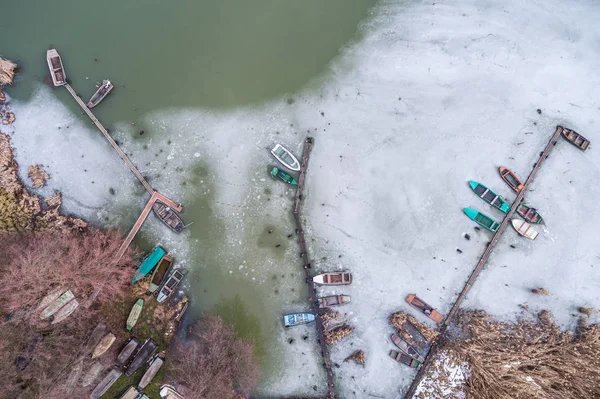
[578,307,597,316]
[28,165,50,188]
[324,326,354,345]
[344,350,365,366]
[0,58,18,86]
[390,311,438,342]
[531,288,550,296]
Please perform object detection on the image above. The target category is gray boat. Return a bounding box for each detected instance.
[125,339,157,376]
[90,368,122,399]
[116,337,141,367]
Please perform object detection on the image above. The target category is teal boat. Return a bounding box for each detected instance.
[469,181,511,213]
[270,167,298,185]
[463,208,500,232]
[132,247,166,284]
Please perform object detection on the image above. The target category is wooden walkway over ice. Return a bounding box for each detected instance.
[404,126,565,398]
[292,137,336,399]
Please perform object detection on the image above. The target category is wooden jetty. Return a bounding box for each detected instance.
[292,138,336,399]
[403,126,564,399]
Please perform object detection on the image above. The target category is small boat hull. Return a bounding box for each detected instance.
[516,204,544,225]
[271,144,301,171]
[132,246,166,283]
[91,368,122,399]
[498,166,524,192]
[81,361,104,387]
[389,350,422,369]
[400,321,430,351]
[405,294,444,324]
[561,126,590,151]
[469,181,511,213]
[271,167,298,185]
[312,272,352,285]
[283,313,315,327]
[126,339,158,376]
[511,219,539,240]
[160,385,185,399]
[116,337,141,367]
[317,295,351,308]
[391,333,425,363]
[119,386,140,399]
[36,286,64,311]
[92,333,116,359]
[52,298,79,324]
[87,80,114,108]
[126,299,144,331]
[139,356,164,389]
[156,269,186,303]
[153,200,185,233]
[46,48,66,87]
[463,207,500,232]
[40,290,74,319]
[149,255,173,293]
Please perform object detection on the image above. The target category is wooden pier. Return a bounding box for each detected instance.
[292,138,336,399]
[403,126,564,398]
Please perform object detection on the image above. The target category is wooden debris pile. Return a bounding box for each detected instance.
[28,164,50,188]
[320,310,354,345]
[390,311,438,342]
[344,350,365,366]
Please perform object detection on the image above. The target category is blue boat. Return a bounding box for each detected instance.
[463,207,500,232]
[283,313,315,327]
[132,247,166,284]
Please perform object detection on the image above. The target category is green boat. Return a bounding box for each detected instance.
[270,167,298,185]
[469,181,511,213]
[132,247,166,284]
[126,299,144,331]
[463,207,500,232]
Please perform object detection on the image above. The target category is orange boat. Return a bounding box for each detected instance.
[498,166,524,192]
[406,294,444,324]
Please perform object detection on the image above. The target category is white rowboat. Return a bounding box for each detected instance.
[511,219,539,240]
[270,144,300,171]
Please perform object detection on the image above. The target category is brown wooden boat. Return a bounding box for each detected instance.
[317,295,351,308]
[406,294,444,324]
[149,255,173,293]
[389,350,422,369]
[125,339,157,376]
[138,355,164,389]
[498,166,524,192]
[391,333,425,362]
[152,200,185,233]
[561,126,590,151]
[46,48,66,87]
[312,272,352,285]
[87,80,114,108]
[399,320,430,351]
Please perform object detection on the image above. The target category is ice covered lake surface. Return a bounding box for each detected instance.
[6,0,600,397]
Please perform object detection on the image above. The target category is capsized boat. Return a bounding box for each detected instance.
[87,79,114,108]
[116,337,141,367]
[270,143,301,171]
[46,48,66,87]
[469,181,511,213]
[139,355,164,389]
[561,126,590,151]
[51,298,79,324]
[36,286,64,311]
[90,368,122,399]
[391,333,425,363]
[126,299,144,331]
[153,200,185,233]
[132,246,166,283]
[91,333,116,359]
[283,313,315,327]
[156,269,186,303]
[84,323,107,355]
[271,167,298,185]
[126,339,158,376]
[405,294,444,324]
[81,361,104,387]
[66,359,83,391]
[511,219,539,240]
[312,272,352,285]
[463,207,500,232]
[498,166,524,192]
[149,255,173,293]
[119,386,140,399]
[516,204,544,225]
[160,385,185,399]
[317,295,351,308]
[389,350,422,369]
[40,290,74,319]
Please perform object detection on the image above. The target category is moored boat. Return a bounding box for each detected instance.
[498,166,524,192]
[132,246,166,284]
[153,200,185,233]
[91,368,122,399]
[463,207,500,232]
[46,48,66,87]
[317,295,351,308]
[40,290,74,319]
[284,313,315,327]
[51,298,79,324]
[270,167,298,185]
[126,339,158,376]
[399,320,430,351]
[149,255,173,293]
[516,204,544,225]
[126,299,144,331]
[116,337,141,367]
[469,181,511,213]
[561,126,590,151]
[405,294,444,324]
[156,269,186,303]
[389,350,422,369]
[81,361,104,387]
[87,79,114,108]
[119,386,140,399]
[91,333,116,359]
[139,355,164,389]
[312,272,352,285]
[270,143,301,171]
[511,219,539,240]
[391,333,425,363]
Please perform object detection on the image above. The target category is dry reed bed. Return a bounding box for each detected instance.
[0,58,18,86]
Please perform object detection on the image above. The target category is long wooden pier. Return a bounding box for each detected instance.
[292,138,336,399]
[403,126,564,398]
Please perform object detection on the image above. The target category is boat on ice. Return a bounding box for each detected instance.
[270,144,301,171]
[132,246,166,284]
[516,204,544,225]
[391,333,424,363]
[91,333,116,359]
[116,337,141,367]
[153,200,185,233]
[405,294,444,324]
[463,207,500,232]
[46,48,66,87]
[139,355,164,389]
[51,298,79,324]
[40,290,74,319]
[317,295,351,308]
[119,386,140,399]
[126,299,144,331]
[469,181,511,213]
[156,269,186,303]
[283,313,315,327]
[312,272,352,285]
[498,166,524,192]
[561,126,590,151]
[389,350,422,369]
[87,79,114,108]
[271,166,298,185]
[399,320,430,351]
[126,339,158,376]
[90,368,122,399]
[149,255,173,293]
[511,219,539,240]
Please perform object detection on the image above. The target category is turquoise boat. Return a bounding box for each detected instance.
[270,167,298,185]
[132,247,166,284]
[283,313,315,327]
[469,181,511,213]
[463,208,500,232]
